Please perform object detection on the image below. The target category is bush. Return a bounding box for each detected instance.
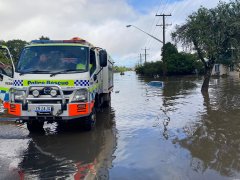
[135,42,204,76]
[136,61,163,76]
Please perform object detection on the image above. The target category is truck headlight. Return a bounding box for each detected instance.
[50,89,57,97]
[32,89,40,97]
[71,89,88,102]
[13,90,25,101]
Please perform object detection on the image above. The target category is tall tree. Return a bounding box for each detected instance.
[162,42,201,75]
[5,40,28,63]
[172,1,240,93]
[161,42,178,61]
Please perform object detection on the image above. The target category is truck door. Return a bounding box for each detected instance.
[0,45,14,110]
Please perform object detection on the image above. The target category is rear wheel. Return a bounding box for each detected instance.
[84,108,96,131]
[27,121,44,133]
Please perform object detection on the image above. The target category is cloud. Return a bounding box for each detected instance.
[0,0,230,67]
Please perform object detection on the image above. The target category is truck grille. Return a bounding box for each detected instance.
[27,90,74,104]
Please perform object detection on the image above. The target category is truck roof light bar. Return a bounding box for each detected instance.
[31,40,86,44]
[30,37,94,47]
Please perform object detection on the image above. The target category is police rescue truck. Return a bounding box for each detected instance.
[0,38,114,132]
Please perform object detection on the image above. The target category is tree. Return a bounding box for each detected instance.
[161,42,178,59]
[162,42,178,76]
[166,52,196,75]
[162,42,202,76]
[114,66,131,73]
[5,40,28,63]
[135,61,163,76]
[172,1,240,93]
[39,36,50,40]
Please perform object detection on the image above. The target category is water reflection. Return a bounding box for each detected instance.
[161,77,199,140]
[178,77,240,177]
[137,75,240,178]
[19,107,117,179]
[141,75,200,140]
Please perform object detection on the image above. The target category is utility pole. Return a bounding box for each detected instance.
[156,14,172,46]
[139,53,143,65]
[156,13,172,76]
[142,47,149,63]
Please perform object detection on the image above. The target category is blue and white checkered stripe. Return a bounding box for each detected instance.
[13,80,23,86]
[74,80,90,87]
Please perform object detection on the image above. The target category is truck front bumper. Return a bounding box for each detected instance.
[8,102,94,120]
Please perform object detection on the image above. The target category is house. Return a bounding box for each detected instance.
[212,64,239,76]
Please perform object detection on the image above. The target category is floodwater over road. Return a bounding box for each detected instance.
[1,71,240,179]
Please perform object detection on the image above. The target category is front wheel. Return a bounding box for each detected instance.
[27,121,44,133]
[84,108,96,131]
[102,93,111,107]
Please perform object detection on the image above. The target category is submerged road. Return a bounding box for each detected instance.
[1,71,240,179]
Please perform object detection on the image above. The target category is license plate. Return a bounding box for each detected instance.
[35,106,52,112]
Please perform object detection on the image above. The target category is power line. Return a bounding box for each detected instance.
[145,0,165,48]
[166,0,193,34]
[162,0,170,14]
[146,0,171,48]
[146,0,172,50]
[148,2,172,62]
[148,0,192,61]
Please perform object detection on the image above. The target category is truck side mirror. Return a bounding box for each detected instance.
[93,74,97,81]
[99,50,107,67]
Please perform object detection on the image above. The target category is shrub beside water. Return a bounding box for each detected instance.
[136,42,204,76]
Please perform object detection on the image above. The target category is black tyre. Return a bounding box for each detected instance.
[27,121,44,133]
[57,121,67,131]
[103,93,111,107]
[95,95,101,112]
[84,108,96,131]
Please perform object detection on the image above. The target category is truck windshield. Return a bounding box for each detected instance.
[17,45,89,74]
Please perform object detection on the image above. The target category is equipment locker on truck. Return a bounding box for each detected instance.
[2,38,114,132]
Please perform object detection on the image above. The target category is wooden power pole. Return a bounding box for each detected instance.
[156,13,172,76]
[142,47,149,63]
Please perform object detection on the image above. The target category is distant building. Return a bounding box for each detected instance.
[212,64,239,76]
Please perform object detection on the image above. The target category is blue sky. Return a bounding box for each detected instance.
[128,0,162,13]
[128,0,180,13]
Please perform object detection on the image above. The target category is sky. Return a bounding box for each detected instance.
[0,0,230,67]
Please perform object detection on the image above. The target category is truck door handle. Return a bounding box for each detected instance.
[0,74,3,81]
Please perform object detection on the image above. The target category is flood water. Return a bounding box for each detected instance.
[1,71,240,179]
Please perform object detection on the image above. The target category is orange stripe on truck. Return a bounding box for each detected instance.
[69,103,89,116]
[8,103,21,116]
[3,102,9,109]
[69,101,95,117]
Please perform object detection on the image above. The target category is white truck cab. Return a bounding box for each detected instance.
[2,38,114,132]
